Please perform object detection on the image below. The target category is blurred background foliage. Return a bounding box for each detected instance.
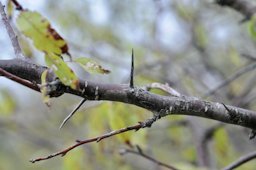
[1,0,256,169]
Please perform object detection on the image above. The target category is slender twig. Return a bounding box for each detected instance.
[30,123,143,163]
[31,114,160,163]
[241,53,256,61]
[222,151,256,170]
[215,0,256,20]
[10,0,23,10]
[0,2,23,58]
[144,82,181,97]
[204,62,256,97]
[130,49,134,88]
[0,67,40,92]
[120,146,180,170]
[59,98,87,129]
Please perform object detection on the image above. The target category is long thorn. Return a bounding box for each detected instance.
[130,49,134,88]
[59,98,87,129]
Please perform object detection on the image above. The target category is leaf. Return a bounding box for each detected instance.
[213,128,237,166]
[248,15,256,41]
[7,0,13,18]
[0,89,16,116]
[75,57,110,74]
[45,53,79,90]
[16,10,69,56]
[107,103,147,145]
[195,24,207,48]
[108,104,131,144]
[40,70,50,105]
[63,148,86,170]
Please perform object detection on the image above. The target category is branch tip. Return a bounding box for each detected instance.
[130,49,134,88]
[59,98,87,129]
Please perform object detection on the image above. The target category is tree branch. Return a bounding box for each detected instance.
[0,2,23,58]
[215,0,256,20]
[0,67,40,92]
[30,122,143,163]
[222,150,256,170]
[1,58,256,130]
[204,62,256,97]
[120,146,180,170]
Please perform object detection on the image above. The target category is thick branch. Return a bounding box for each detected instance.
[1,59,256,130]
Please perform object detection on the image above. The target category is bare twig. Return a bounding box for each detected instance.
[0,67,40,92]
[222,151,256,170]
[120,146,180,170]
[30,123,144,163]
[31,113,161,163]
[0,2,23,58]
[144,82,181,97]
[130,49,134,88]
[59,98,87,129]
[204,62,256,97]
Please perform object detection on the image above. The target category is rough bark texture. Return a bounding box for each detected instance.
[1,58,256,130]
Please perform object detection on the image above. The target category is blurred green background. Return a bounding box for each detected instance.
[1,0,256,169]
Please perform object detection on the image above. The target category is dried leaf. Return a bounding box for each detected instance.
[75,57,110,74]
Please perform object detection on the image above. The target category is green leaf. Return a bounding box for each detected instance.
[0,89,16,116]
[40,70,50,105]
[63,148,86,170]
[45,53,79,90]
[195,24,207,48]
[75,57,110,74]
[107,103,147,145]
[108,103,130,144]
[248,15,256,40]
[16,10,69,56]
[7,0,13,18]
[214,128,237,166]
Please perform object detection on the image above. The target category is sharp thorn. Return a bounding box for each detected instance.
[59,98,87,129]
[130,49,134,88]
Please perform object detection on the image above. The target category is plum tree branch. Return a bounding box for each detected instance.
[1,58,256,131]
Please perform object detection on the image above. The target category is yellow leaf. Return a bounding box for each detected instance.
[75,57,110,74]
[40,70,50,105]
[16,10,69,56]
[45,53,79,90]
